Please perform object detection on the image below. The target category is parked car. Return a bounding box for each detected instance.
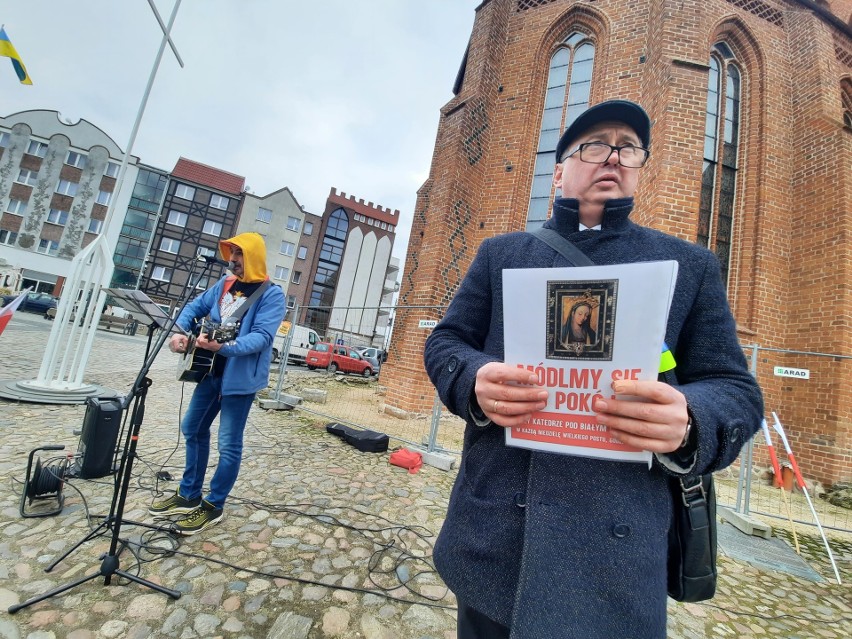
[306,342,373,377]
[356,347,381,374]
[1,291,58,317]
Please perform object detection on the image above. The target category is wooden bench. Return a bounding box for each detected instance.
[46,308,143,335]
[98,314,138,334]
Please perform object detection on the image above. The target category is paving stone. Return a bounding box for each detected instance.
[1,315,851,639]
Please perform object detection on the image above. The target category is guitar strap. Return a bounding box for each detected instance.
[217,277,272,326]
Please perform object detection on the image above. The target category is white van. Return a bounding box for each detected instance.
[272,321,320,365]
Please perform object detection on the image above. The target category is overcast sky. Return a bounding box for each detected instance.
[1,0,479,267]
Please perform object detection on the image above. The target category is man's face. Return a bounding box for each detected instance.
[553,121,642,207]
[229,247,244,278]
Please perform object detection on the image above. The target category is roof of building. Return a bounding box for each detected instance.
[171,157,246,195]
[327,187,399,225]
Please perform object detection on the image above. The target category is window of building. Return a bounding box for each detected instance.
[56,179,79,196]
[256,207,272,223]
[303,221,313,236]
[195,275,208,290]
[292,270,301,285]
[526,31,595,229]
[16,169,38,186]
[279,240,295,256]
[167,210,188,227]
[160,237,181,253]
[309,209,348,334]
[105,161,121,178]
[698,43,743,288]
[151,265,173,282]
[274,265,290,281]
[197,246,215,257]
[88,218,103,234]
[0,131,10,147]
[210,194,229,210]
[287,294,296,308]
[96,190,112,206]
[388,225,394,233]
[5,198,26,215]
[381,222,387,230]
[297,245,307,259]
[841,79,852,129]
[203,220,223,236]
[0,229,17,245]
[287,216,300,231]
[175,184,195,200]
[66,151,87,169]
[47,208,69,225]
[131,168,168,211]
[37,239,59,255]
[27,140,48,157]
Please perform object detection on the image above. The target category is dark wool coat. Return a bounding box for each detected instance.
[424,198,764,639]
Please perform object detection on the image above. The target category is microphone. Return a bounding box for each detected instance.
[197,254,232,268]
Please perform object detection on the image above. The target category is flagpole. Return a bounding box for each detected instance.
[2,0,185,402]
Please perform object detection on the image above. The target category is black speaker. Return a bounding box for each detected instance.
[74,397,123,479]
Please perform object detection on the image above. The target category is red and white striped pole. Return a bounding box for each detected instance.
[761,419,799,553]
[771,412,842,584]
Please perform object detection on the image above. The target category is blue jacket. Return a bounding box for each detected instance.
[424,198,764,638]
[176,276,285,396]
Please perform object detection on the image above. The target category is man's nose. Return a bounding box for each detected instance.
[603,147,620,165]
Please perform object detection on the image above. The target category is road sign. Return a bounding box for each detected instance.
[418,319,438,329]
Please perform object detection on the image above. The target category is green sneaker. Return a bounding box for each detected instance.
[148,492,201,516]
[173,500,223,536]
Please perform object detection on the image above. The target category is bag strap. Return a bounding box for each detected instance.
[529,227,594,267]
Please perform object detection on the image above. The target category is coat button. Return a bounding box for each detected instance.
[612,524,631,538]
[514,492,526,508]
[447,356,458,372]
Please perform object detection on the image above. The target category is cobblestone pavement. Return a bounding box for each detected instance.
[0,314,850,638]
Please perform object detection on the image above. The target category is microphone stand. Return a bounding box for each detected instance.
[9,258,223,613]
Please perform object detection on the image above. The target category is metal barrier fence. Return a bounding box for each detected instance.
[268,305,851,534]
[268,304,464,454]
[718,345,852,535]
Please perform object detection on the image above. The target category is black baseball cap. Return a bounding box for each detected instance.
[555,99,651,163]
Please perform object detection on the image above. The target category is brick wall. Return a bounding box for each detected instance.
[384,0,852,484]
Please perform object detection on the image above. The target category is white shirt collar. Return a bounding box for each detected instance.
[579,222,602,231]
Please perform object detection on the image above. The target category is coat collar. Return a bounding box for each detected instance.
[547,197,634,235]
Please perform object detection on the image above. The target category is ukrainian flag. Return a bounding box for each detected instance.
[0,27,32,85]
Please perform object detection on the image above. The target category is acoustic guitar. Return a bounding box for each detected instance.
[176,320,239,383]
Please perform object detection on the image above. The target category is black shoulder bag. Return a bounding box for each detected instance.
[529,227,717,602]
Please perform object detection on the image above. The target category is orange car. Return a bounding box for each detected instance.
[306,342,374,377]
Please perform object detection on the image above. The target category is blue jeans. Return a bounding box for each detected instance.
[178,375,255,509]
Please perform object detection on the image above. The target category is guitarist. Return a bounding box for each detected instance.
[149,232,285,535]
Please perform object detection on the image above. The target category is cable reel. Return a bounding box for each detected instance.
[20,445,67,518]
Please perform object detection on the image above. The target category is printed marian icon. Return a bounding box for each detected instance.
[546,280,617,360]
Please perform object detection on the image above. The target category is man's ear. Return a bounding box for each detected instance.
[553,163,564,187]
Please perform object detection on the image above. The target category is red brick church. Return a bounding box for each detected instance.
[382,0,852,485]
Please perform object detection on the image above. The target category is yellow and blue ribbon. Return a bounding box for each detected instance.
[660,342,676,373]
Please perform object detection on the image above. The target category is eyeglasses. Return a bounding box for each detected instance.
[563,142,650,168]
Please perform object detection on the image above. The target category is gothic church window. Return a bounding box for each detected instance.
[526,32,595,229]
[698,43,742,288]
[841,79,852,129]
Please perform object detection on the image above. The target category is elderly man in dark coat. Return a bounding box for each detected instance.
[424,100,764,639]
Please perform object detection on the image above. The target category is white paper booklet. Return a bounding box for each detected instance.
[503,261,678,464]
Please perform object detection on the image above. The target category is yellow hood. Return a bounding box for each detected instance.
[219,232,268,283]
